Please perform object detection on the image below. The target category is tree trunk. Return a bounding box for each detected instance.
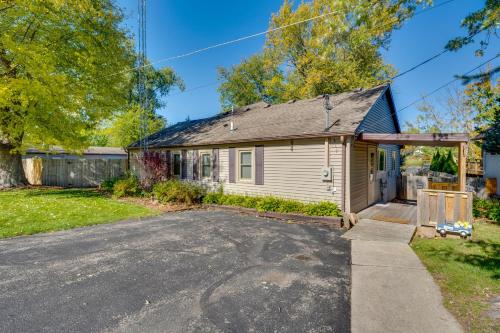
[0,146,27,187]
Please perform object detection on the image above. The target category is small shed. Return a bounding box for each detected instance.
[23,147,127,187]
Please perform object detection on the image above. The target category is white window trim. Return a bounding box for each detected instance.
[172,151,182,178]
[378,148,387,172]
[237,148,254,183]
[199,150,212,180]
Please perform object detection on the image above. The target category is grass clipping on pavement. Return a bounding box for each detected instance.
[412,221,500,333]
[0,188,160,239]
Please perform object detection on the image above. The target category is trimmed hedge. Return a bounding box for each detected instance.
[202,192,341,217]
[473,197,500,222]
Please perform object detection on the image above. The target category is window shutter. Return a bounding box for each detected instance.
[228,147,235,183]
[181,149,187,179]
[164,150,171,178]
[192,149,199,180]
[212,148,219,182]
[255,145,264,185]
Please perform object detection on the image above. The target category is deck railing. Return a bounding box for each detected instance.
[416,189,473,226]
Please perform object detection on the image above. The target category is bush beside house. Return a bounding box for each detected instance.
[103,176,342,217]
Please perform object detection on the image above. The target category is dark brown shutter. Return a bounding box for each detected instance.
[181,149,187,179]
[192,149,199,180]
[228,147,236,183]
[255,145,264,185]
[212,148,219,182]
[165,150,171,178]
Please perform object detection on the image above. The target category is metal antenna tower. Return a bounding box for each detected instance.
[138,0,148,152]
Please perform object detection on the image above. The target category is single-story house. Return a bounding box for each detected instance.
[129,84,406,213]
[23,146,127,187]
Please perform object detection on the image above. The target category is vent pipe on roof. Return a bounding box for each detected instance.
[324,95,333,131]
[230,105,235,131]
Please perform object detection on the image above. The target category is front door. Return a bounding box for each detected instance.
[367,146,377,205]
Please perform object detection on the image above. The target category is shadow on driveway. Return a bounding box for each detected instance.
[0,210,350,332]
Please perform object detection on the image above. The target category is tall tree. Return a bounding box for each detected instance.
[0,0,133,186]
[465,76,500,153]
[103,63,184,147]
[218,0,427,109]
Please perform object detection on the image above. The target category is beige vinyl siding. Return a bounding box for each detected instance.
[130,137,343,204]
[354,89,401,206]
[350,141,369,213]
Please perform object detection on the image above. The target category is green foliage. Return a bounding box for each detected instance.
[429,150,442,171]
[103,104,167,147]
[202,191,342,217]
[412,221,500,333]
[473,197,500,222]
[218,0,426,109]
[256,196,283,212]
[113,176,141,198]
[488,205,500,222]
[446,0,499,58]
[100,178,119,193]
[429,149,457,175]
[302,201,342,217]
[467,78,500,153]
[0,188,158,238]
[441,150,458,175]
[102,64,184,147]
[0,0,133,151]
[152,180,206,205]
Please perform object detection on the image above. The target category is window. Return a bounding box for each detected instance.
[201,153,211,178]
[392,151,397,171]
[173,152,181,177]
[239,151,253,180]
[378,149,386,171]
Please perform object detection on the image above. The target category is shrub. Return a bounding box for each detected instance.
[100,178,118,192]
[256,196,282,212]
[113,176,141,198]
[202,190,341,217]
[488,203,500,222]
[473,197,500,222]
[153,180,206,205]
[276,199,305,214]
[303,201,342,217]
[202,191,223,204]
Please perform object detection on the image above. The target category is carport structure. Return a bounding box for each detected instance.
[358,133,471,226]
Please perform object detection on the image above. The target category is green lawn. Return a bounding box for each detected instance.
[0,188,160,239]
[412,222,500,333]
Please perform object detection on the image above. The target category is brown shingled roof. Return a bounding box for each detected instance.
[130,84,391,149]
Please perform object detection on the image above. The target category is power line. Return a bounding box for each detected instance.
[105,0,459,79]
[161,54,498,136]
[360,54,499,138]
[166,0,459,97]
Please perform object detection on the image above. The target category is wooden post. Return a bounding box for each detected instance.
[458,142,467,192]
[344,136,352,213]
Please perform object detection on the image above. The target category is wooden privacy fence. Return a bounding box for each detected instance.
[416,189,473,226]
[398,175,428,200]
[23,157,127,187]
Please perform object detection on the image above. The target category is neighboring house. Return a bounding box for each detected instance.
[23,147,127,187]
[475,128,500,195]
[129,84,402,213]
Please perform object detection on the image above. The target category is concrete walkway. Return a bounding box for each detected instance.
[343,219,463,333]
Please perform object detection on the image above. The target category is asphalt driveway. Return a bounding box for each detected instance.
[0,210,350,333]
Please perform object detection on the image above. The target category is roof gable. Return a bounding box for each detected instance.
[130,84,390,149]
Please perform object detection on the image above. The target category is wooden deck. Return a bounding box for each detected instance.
[357,201,418,225]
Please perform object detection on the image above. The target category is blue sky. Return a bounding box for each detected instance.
[116,0,499,126]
